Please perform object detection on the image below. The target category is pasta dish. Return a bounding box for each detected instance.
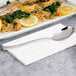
[0,0,76,33]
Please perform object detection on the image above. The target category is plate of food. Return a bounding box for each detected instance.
[0,0,76,39]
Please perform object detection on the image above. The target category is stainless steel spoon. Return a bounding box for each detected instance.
[2,26,75,48]
[52,26,74,40]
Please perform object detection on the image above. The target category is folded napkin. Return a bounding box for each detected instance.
[2,24,76,65]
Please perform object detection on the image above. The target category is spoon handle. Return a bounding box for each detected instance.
[3,37,50,49]
[3,27,75,48]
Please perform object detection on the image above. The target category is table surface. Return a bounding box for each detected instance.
[0,14,76,76]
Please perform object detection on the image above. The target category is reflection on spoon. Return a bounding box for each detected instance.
[52,26,74,41]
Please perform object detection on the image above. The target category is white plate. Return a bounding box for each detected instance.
[0,0,76,39]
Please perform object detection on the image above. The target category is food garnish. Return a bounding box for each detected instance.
[43,1,61,16]
[58,5,76,16]
[19,15,38,28]
[0,19,2,31]
[39,0,54,5]
[4,10,30,25]
[6,1,11,5]
[19,5,35,11]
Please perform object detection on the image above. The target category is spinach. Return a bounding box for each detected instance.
[24,12,30,18]
[6,1,11,5]
[13,22,17,25]
[43,1,61,16]
[49,12,54,18]
[12,10,30,19]
[56,1,61,6]
[5,14,14,23]
[43,8,50,12]
[4,10,30,25]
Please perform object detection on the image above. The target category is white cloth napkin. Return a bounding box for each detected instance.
[2,24,76,65]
